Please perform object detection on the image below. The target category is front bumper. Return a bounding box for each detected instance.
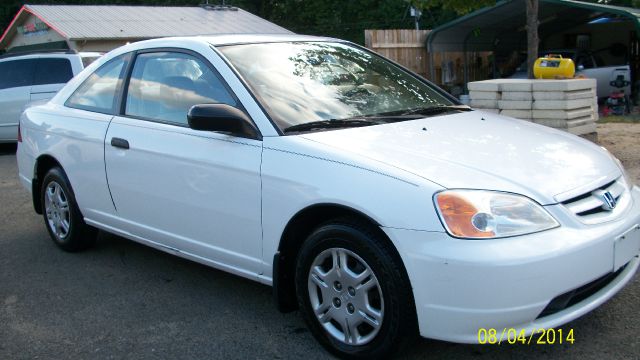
[383,186,640,343]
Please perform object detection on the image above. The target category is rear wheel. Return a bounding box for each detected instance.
[41,167,96,252]
[295,219,416,359]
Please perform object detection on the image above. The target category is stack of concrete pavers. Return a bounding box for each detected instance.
[467,78,597,137]
[531,79,597,136]
[468,79,502,114]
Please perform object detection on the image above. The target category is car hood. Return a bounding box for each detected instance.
[299,111,619,205]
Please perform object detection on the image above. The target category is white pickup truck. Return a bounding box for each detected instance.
[510,49,631,99]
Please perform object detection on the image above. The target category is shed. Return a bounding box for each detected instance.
[0,4,293,53]
[426,0,640,87]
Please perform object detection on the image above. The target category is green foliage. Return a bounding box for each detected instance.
[230,0,448,43]
[412,0,496,15]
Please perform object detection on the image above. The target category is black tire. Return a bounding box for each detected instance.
[41,167,97,252]
[295,218,417,359]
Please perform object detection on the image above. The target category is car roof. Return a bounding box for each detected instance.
[126,34,343,50]
[79,52,102,57]
[0,50,91,61]
[91,34,354,64]
[202,34,341,46]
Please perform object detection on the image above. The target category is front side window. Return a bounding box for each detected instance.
[66,53,129,113]
[0,58,36,90]
[125,52,236,126]
[218,42,453,131]
[81,55,101,69]
[575,54,595,69]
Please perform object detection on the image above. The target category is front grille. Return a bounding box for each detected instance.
[561,177,627,224]
[537,264,626,318]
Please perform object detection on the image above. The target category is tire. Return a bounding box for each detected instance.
[295,218,417,359]
[41,167,96,252]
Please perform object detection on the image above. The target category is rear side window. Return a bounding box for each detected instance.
[0,58,36,90]
[33,58,74,85]
[66,53,130,114]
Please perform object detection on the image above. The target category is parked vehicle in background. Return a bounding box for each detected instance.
[16,36,640,358]
[0,50,101,143]
[510,49,631,99]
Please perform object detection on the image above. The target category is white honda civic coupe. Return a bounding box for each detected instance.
[17,35,640,358]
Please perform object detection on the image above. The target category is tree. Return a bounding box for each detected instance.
[412,0,494,15]
[526,0,538,79]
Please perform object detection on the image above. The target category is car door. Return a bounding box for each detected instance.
[104,50,263,276]
[0,58,35,141]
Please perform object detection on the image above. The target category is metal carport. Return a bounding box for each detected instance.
[426,0,640,86]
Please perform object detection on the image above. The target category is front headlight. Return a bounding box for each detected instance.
[434,190,559,239]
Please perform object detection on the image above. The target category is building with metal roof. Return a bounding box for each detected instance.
[426,0,640,86]
[0,4,293,53]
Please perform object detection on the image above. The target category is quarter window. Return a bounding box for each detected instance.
[125,52,236,125]
[33,58,74,85]
[66,54,129,114]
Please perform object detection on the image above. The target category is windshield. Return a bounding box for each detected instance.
[218,42,454,132]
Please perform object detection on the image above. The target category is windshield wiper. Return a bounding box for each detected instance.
[401,104,472,116]
[283,118,382,133]
[283,105,472,133]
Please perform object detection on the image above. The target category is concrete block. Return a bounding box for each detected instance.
[501,91,533,101]
[498,100,532,110]
[470,100,498,109]
[531,78,596,92]
[477,108,500,114]
[500,109,533,119]
[532,89,594,100]
[567,122,597,136]
[468,80,501,92]
[532,98,593,110]
[532,107,593,119]
[468,79,534,92]
[532,115,594,129]
[499,80,533,92]
[469,91,501,100]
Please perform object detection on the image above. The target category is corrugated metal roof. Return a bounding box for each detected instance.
[427,0,640,52]
[25,5,293,40]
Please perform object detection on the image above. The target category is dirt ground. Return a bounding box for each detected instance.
[597,122,640,186]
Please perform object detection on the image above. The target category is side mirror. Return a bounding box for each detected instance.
[187,104,260,140]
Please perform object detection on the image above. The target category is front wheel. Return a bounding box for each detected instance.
[41,167,96,252]
[295,219,417,359]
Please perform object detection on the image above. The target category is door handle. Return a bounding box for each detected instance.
[110,137,129,149]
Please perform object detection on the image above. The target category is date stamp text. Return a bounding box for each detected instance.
[477,328,574,345]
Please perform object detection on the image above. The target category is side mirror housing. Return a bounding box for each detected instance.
[187,104,261,140]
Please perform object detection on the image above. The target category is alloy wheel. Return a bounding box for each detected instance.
[307,247,384,346]
[44,181,71,240]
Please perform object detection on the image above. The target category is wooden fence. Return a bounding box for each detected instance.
[364,29,429,78]
[364,29,492,91]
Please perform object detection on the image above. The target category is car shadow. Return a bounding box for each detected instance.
[0,143,17,155]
